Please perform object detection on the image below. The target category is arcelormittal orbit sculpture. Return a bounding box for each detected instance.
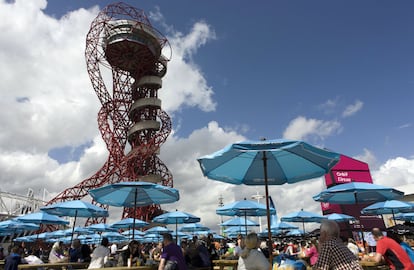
[46,2,173,225]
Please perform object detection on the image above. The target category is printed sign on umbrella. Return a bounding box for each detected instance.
[89,181,179,239]
[198,138,340,262]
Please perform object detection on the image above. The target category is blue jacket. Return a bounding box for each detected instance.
[4,253,22,270]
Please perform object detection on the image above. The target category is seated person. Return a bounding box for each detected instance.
[118,240,146,266]
[23,250,43,265]
[81,244,92,263]
[5,245,23,270]
[69,239,83,262]
[151,242,163,262]
[48,241,68,263]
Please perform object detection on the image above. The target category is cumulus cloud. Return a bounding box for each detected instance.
[283,116,342,141]
[160,22,217,113]
[342,100,363,118]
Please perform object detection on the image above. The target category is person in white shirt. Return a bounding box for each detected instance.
[110,243,118,255]
[88,237,110,269]
[237,232,270,270]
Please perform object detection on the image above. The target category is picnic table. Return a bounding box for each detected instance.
[212,259,238,270]
[359,260,390,270]
[18,261,89,270]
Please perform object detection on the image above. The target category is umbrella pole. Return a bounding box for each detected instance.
[302,221,305,236]
[133,188,137,240]
[262,151,273,265]
[70,210,77,244]
[244,212,248,236]
[392,210,396,225]
[355,193,367,253]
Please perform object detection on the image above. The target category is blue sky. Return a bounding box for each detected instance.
[44,0,414,163]
[0,0,413,232]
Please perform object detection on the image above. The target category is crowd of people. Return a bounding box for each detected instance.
[1,221,414,270]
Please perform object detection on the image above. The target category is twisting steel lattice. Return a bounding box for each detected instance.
[46,2,173,225]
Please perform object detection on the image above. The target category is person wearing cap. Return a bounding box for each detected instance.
[237,232,270,270]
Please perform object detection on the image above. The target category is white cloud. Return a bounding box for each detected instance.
[342,100,363,118]
[161,21,217,113]
[354,148,379,170]
[283,116,342,141]
[372,157,414,188]
[318,98,338,115]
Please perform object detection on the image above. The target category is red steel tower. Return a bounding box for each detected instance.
[46,2,173,225]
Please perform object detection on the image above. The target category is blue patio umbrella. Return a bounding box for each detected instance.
[145,226,172,234]
[198,138,340,261]
[325,213,356,222]
[17,211,70,225]
[0,220,40,237]
[0,219,40,231]
[102,231,128,243]
[216,199,275,233]
[313,182,404,250]
[89,181,179,239]
[64,226,92,235]
[179,223,210,233]
[270,222,299,231]
[14,236,35,243]
[312,182,404,205]
[40,200,108,243]
[85,223,118,233]
[224,226,250,236]
[286,229,304,236]
[281,209,327,235]
[110,218,149,229]
[143,233,163,243]
[171,231,191,239]
[78,233,101,244]
[17,211,70,240]
[220,217,259,227]
[40,200,109,217]
[395,213,414,222]
[153,210,200,243]
[34,232,52,239]
[48,229,71,238]
[361,200,414,223]
[122,229,145,237]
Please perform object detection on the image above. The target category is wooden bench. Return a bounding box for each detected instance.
[18,262,89,270]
